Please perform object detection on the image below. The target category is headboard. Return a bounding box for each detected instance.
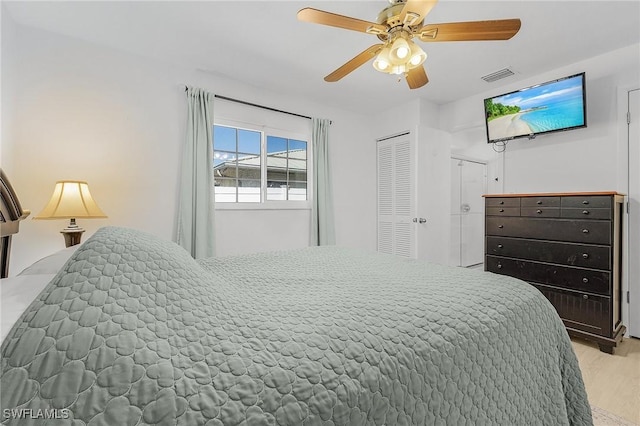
[0,169,30,278]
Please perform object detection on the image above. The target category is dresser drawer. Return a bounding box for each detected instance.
[521,207,560,218]
[486,236,611,270]
[532,284,611,336]
[561,195,612,208]
[486,197,520,207]
[485,217,611,244]
[521,196,561,207]
[486,207,520,216]
[486,256,610,295]
[561,208,611,220]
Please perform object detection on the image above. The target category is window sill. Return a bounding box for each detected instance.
[214,201,311,211]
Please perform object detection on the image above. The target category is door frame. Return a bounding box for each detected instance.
[617,85,640,337]
[450,156,488,267]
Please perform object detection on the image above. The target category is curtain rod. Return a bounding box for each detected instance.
[215,94,313,121]
[185,87,331,124]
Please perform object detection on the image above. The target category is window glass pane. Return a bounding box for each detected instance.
[267,136,287,154]
[214,151,237,174]
[267,169,287,182]
[237,166,261,180]
[288,179,307,201]
[288,147,307,163]
[289,139,307,152]
[214,176,236,187]
[288,170,307,182]
[213,126,236,152]
[237,179,260,203]
[238,129,260,155]
[267,152,287,169]
[288,187,307,201]
[214,177,237,203]
[266,183,288,201]
[236,153,260,179]
[288,158,306,174]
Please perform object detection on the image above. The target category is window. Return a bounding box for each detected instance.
[266,136,308,201]
[213,124,309,204]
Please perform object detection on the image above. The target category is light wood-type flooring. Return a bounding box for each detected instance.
[572,337,640,425]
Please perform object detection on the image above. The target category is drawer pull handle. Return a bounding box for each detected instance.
[582,278,589,283]
[583,294,589,300]
[498,244,503,249]
[497,263,502,269]
[582,253,589,259]
[498,225,504,229]
[536,209,542,214]
[499,208,504,212]
[499,201,504,205]
[582,200,589,205]
[537,200,542,205]
[582,229,589,234]
[582,210,589,215]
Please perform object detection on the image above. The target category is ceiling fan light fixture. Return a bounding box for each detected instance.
[373,47,392,72]
[407,41,427,68]
[374,36,426,76]
[389,36,410,62]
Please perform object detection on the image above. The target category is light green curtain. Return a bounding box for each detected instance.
[177,87,215,258]
[311,118,336,246]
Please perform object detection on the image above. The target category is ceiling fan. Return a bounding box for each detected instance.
[297,0,521,89]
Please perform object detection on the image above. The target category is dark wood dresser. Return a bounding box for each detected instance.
[484,192,625,353]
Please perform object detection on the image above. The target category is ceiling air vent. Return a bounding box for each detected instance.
[481,68,515,83]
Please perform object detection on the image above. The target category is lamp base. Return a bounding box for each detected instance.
[61,229,85,248]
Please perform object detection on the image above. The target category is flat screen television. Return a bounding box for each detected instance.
[484,72,586,143]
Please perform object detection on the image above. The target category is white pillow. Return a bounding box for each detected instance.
[18,246,79,275]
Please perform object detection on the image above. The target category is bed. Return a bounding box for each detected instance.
[0,224,594,425]
[0,168,30,279]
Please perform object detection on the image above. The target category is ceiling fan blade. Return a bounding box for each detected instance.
[417,19,521,42]
[406,65,429,89]
[325,44,384,82]
[399,0,438,26]
[297,8,387,35]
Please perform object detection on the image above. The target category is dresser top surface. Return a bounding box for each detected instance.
[483,191,624,198]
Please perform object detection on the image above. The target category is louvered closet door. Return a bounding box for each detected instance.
[377,134,416,258]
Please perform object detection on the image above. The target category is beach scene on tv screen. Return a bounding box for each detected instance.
[485,75,585,142]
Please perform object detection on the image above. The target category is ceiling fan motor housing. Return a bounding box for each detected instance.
[377,2,406,25]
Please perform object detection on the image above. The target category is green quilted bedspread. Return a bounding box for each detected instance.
[1,227,592,425]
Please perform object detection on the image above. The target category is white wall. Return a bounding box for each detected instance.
[1,13,377,275]
[1,5,17,176]
[441,43,640,195]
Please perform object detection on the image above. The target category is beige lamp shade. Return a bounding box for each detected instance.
[35,181,107,220]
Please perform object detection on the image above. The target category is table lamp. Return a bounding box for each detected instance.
[34,180,107,247]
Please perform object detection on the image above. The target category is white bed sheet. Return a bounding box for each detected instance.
[1,273,56,343]
[0,246,78,344]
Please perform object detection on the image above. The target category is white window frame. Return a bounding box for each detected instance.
[213,118,312,211]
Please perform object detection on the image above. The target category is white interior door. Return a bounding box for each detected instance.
[628,88,639,337]
[450,158,487,267]
[377,133,416,258]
